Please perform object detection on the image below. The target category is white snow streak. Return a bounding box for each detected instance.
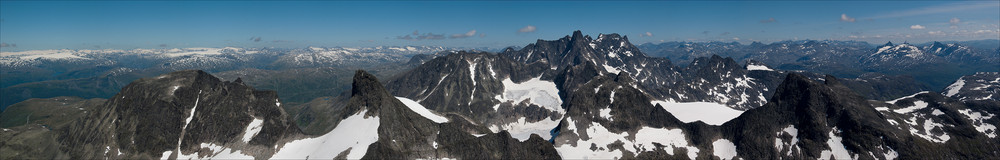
[745,64,773,71]
[886,91,929,104]
[396,97,449,123]
[242,118,264,142]
[944,78,965,97]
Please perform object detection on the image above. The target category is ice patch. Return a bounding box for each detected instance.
[242,118,264,142]
[396,97,449,123]
[712,139,738,160]
[272,110,380,159]
[651,100,744,125]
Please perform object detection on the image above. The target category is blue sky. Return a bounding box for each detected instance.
[1,1,998,50]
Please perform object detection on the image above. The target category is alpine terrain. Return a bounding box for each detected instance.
[2,31,997,160]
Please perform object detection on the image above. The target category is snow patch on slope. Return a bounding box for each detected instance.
[746,64,773,71]
[893,100,928,114]
[488,76,564,141]
[242,118,264,142]
[712,139,738,159]
[599,108,613,121]
[174,143,255,159]
[774,125,800,156]
[396,97,449,123]
[491,117,560,141]
[272,109,380,159]
[903,113,951,143]
[944,78,965,97]
[820,128,856,160]
[958,109,997,138]
[496,76,562,112]
[602,64,622,74]
[651,100,744,125]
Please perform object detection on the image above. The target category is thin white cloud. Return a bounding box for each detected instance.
[732,37,740,41]
[450,30,477,39]
[910,25,926,30]
[397,31,446,40]
[866,1,999,20]
[927,31,946,35]
[640,32,653,37]
[760,17,777,23]
[950,18,961,29]
[840,14,856,22]
[517,25,537,33]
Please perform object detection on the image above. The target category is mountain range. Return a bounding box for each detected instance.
[1,31,997,159]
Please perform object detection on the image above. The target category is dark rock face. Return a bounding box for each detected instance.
[5,31,997,160]
[345,70,562,159]
[549,71,999,159]
[0,97,105,160]
[16,69,561,160]
[60,70,300,159]
[385,51,564,140]
[497,31,785,110]
[722,73,999,159]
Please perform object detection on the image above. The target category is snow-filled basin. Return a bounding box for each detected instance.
[651,101,744,125]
